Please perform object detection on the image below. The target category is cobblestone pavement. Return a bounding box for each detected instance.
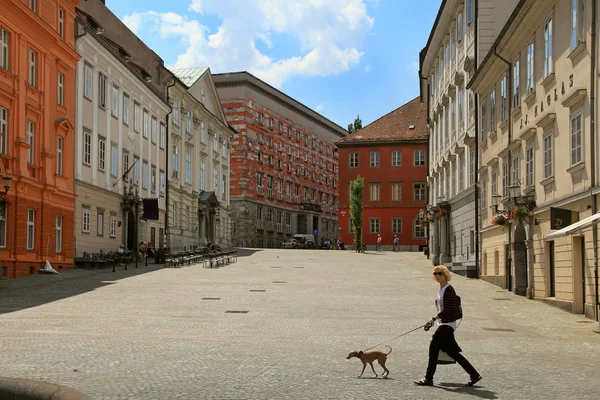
[0,249,599,400]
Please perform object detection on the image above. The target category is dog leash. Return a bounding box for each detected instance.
[362,324,426,352]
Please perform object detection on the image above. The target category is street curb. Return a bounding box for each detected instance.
[0,377,89,400]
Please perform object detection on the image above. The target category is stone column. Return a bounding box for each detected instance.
[440,214,448,262]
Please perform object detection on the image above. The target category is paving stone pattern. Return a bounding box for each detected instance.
[0,249,598,399]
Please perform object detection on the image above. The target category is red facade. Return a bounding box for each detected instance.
[336,98,428,249]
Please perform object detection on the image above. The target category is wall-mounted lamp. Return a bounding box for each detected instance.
[0,175,13,214]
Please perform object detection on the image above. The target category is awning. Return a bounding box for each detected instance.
[545,212,600,240]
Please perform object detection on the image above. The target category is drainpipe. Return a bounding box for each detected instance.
[474,0,480,279]
[494,49,513,292]
[591,0,599,322]
[165,79,176,250]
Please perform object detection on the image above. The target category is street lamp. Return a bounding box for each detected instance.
[0,175,13,215]
[491,194,509,216]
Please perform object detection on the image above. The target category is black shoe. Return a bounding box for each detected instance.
[414,378,434,386]
[466,375,482,386]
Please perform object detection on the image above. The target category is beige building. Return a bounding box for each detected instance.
[419,0,519,276]
[74,10,170,256]
[167,68,233,250]
[469,0,597,319]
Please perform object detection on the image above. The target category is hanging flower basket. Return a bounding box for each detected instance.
[491,214,510,228]
[419,216,435,227]
[509,206,532,226]
[435,209,448,219]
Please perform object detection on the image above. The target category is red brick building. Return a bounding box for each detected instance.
[0,0,80,278]
[336,98,428,251]
[213,72,346,248]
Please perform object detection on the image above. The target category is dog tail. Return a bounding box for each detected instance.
[385,345,392,355]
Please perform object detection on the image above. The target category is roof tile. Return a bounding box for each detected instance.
[336,97,428,145]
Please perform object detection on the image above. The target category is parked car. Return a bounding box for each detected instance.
[282,239,300,249]
[301,240,317,249]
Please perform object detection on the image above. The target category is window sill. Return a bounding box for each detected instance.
[568,42,586,60]
[567,162,585,175]
[540,176,555,187]
[81,231,90,235]
[541,72,555,89]
[83,96,92,102]
[489,129,498,140]
[111,113,118,120]
[512,106,522,119]
[525,90,537,105]
[523,186,535,196]
[499,119,508,131]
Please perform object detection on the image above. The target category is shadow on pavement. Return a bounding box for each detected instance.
[0,262,164,316]
[436,382,499,399]
[234,248,263,258]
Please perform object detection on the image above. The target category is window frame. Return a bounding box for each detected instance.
[369,217,380,234]
[544,15,553,78]
[57,72,64,106]
[56,137,63,175]
[83,62,92,100]
[98,73,106,108]
[570,111,583,166]
[97,211,104,236]
[413,182,426,201]
[369,182,380,202]
[26,120,35,164]
[98,137,106,171]
[543,131,553,179]
[28,49,37,87]
[526,41,535,95]
[369,151,380,168]
[26,209,35,250]
[349,152,359,168]
[392,218,403,234]
[525,145,534,188]
[0,28,8,70]
[414,150,426,166]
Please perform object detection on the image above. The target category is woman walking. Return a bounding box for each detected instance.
[414,265,482,387]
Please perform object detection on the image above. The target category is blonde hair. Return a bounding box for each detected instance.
[432,265,451,281]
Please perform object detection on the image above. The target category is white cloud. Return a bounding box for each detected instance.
[124,0,374,87]
[364,64,373,73]
[122,12,144,34]
[316,104,325,112]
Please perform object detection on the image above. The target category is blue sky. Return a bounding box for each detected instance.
[107,0,440,128]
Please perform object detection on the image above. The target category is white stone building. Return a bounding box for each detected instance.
[168,68,233,250]
[74,11,169,256]
[419,0,519,276]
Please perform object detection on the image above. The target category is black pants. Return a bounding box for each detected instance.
[425,325,479,381]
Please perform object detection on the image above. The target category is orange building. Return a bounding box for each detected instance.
[0,0,80,278]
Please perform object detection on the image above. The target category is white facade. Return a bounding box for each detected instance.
[74,31,169,256]
[168,68,233,250]
[420,0,519,275]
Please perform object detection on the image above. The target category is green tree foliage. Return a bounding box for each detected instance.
[347,115,363,133]
[350,176,365,253]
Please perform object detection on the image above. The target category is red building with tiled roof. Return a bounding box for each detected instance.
[336,97,428,250]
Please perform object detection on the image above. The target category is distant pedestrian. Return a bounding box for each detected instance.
[377,234,382,252]
[393,235,399,252]
[414,265,482,387]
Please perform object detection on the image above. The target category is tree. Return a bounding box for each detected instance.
[350,176,365,253]
[347,115,363,133]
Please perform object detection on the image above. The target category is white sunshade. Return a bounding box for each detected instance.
[545,212,600,241]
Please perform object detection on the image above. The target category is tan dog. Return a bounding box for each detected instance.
[346,345,392,378]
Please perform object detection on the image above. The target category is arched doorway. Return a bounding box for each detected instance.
[513,224,528,296]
